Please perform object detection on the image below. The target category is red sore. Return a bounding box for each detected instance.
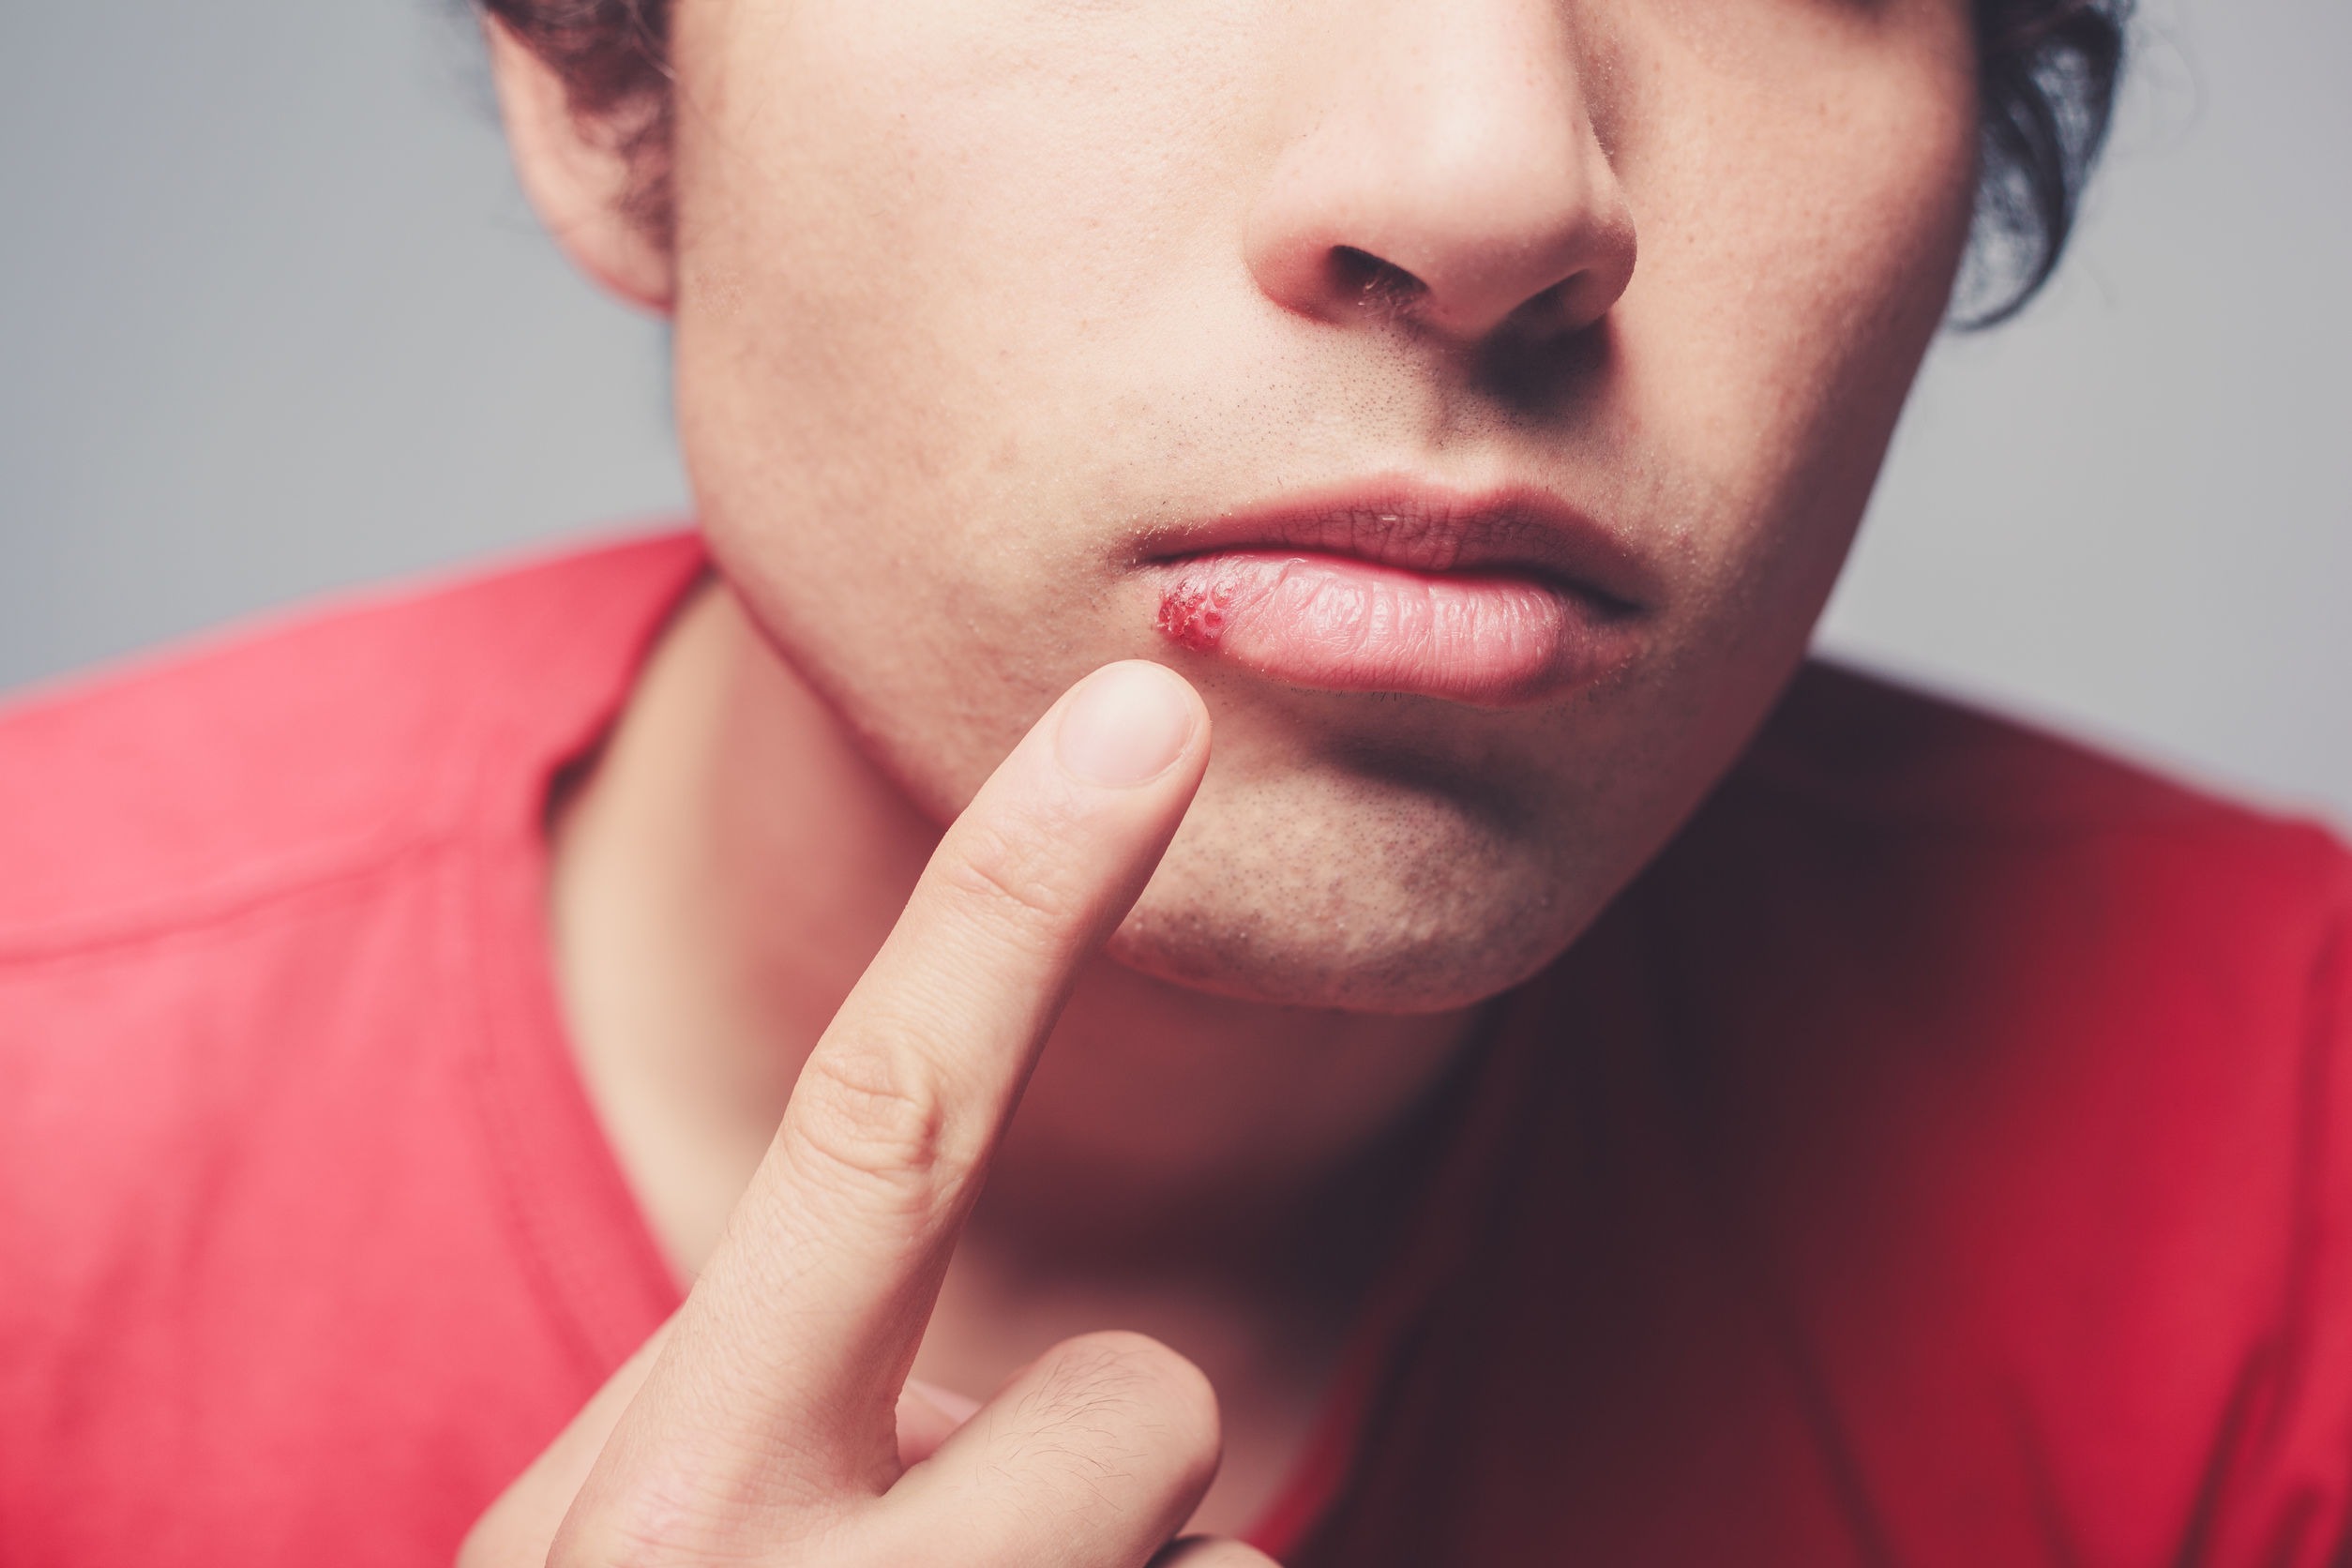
[1154,577,1234,652]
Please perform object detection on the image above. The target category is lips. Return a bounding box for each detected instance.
[1134,483,1651,707]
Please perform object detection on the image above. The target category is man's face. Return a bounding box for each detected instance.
[663,0,1979,1012]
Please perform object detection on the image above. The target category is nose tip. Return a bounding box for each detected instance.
[1249,138,1637,347]
[1244,11,1637,349]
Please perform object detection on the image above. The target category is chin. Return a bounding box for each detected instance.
[1106,919,1564,1015]
[1099,776,1599,1015]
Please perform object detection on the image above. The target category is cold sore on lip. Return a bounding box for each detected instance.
[1150,550,1632,707]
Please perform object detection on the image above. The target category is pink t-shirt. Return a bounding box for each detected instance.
[4,533,2350,1565]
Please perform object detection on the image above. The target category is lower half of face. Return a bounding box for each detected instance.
[668,0,1980,1014]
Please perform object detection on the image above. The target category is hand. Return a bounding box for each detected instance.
[459,662,1282,1568]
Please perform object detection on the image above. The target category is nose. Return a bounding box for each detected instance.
[1244,2,1636,347]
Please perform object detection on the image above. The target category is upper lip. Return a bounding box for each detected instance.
[1130,478,1657,614]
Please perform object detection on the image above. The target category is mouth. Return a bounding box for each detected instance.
[1131,480,1653,708]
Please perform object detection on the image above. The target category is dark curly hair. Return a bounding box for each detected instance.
[479,0,2129,327]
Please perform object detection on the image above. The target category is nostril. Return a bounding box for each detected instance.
[1505,278,1577,340]
[1328,245,1425,318]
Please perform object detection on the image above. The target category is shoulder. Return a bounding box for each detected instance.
[1650,657,2352,1139]
[0,530,703,959]
[1738,658,2338,842]
[1696,656,2351,949]
[0,534,701,1559]
[1563,663,2352,1560]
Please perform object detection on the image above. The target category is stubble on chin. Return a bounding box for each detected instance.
[1101,758,1598,1015]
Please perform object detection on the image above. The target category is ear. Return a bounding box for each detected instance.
[484,17,677,315]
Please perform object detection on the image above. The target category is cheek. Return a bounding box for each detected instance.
[1633,8,1978,415]
[1554,8,1979,792]
[670,0,1261,414]
[1609,12,1980,605]
[664,3,1316,822]
[663,5,1244,634]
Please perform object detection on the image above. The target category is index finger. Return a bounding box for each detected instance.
[574,660,1210,1533]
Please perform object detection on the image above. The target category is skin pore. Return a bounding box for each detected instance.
[492,0,1983,1542]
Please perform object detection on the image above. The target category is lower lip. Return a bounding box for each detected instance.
[1149,551,1634,706]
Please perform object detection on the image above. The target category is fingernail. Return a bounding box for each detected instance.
[1056,662,1197,786]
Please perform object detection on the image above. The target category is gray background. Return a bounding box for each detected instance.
[3,0,2345,826]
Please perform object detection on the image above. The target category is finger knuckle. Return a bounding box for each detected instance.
[786,1040,972,1215]
[936,815,1085,947]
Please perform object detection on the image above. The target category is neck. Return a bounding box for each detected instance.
[550,579,1480,1283]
